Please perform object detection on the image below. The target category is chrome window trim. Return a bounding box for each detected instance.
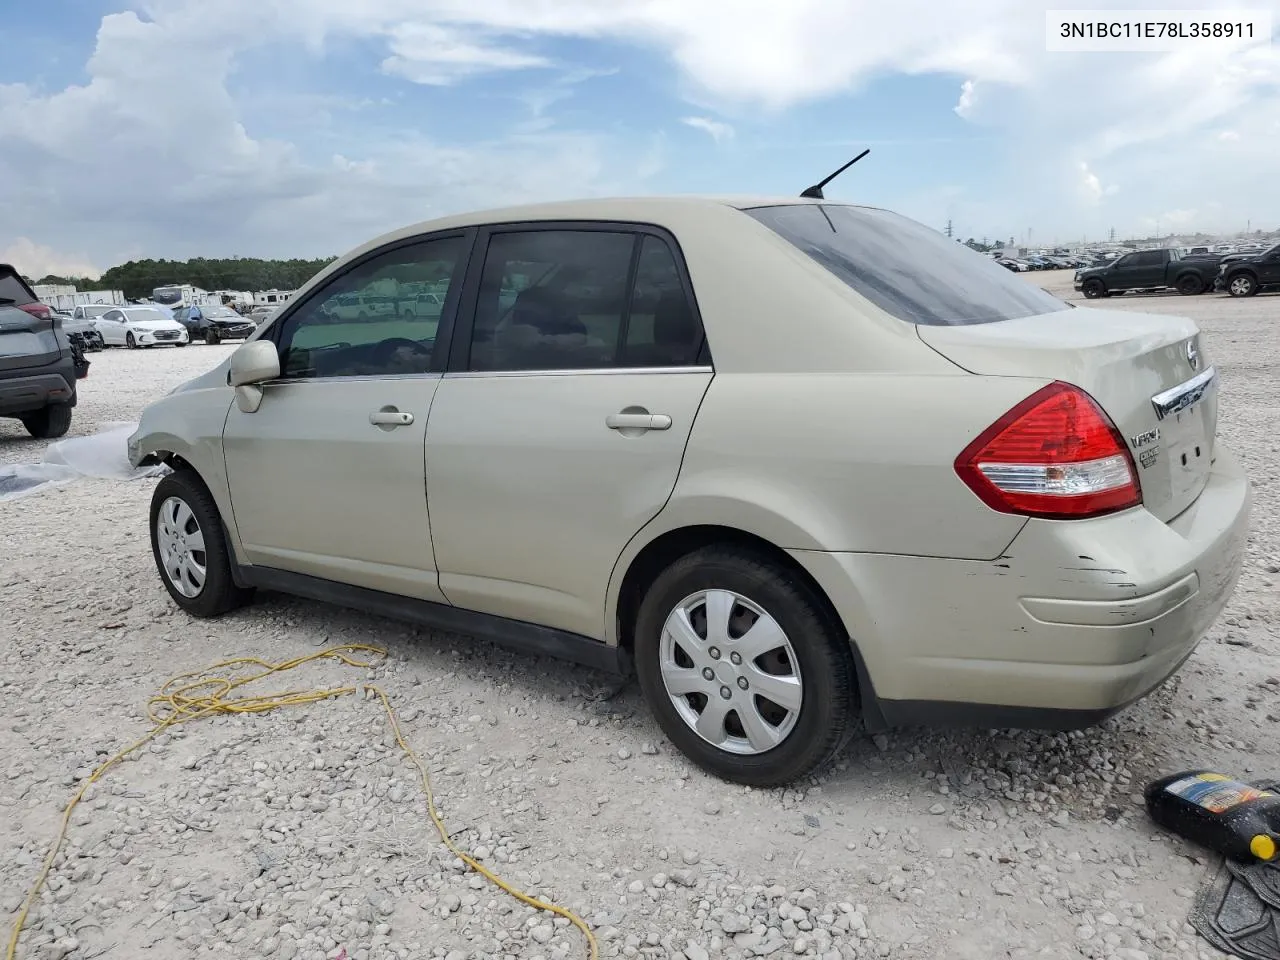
[266,372,445,387]
[444,365,715,379]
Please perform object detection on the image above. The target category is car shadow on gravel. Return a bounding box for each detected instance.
[245,589,1221,825]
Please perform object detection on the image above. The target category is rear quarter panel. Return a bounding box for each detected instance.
[660,372,1047,558]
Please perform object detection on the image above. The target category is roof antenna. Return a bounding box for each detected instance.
[800,148,870,200]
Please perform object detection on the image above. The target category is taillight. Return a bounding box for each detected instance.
[955,382,1141,520]
[18,303,52,319]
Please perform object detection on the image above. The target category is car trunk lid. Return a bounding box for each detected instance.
[918,308,1216,523]
[0,304,61,371]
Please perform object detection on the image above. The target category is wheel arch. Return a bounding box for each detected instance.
[608,521,881,727]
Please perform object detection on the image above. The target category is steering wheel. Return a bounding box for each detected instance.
[371,337,431,365]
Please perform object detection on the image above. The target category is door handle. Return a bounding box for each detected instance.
[369,409,414,426]
[606,412,672,431]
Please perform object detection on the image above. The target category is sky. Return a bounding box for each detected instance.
[0,0,1276,280]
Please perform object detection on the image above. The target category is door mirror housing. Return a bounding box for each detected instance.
[229,340,280,387]
[228,340,280,414]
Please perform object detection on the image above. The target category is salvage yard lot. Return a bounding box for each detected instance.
[1,270,1277,960]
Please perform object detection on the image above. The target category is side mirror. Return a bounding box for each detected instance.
[228,340,281,414]
[229,340,280,387]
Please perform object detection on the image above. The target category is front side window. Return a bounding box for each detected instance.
[746,204,1069,326]
[466,229,704,371]
[277,235,464,379]
[103,310,121,322]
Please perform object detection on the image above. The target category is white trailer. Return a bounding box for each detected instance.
[31,286,126,311]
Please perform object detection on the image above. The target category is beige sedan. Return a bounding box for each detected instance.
[129,197,1250,785]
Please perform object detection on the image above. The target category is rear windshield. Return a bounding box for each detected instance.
[0,274,35,305]
[745,203,1070,326]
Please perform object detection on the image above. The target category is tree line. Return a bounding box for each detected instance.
[37,256,337,300]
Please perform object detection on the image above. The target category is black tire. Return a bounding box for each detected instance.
[1082,279,1106,299]
[126,332,137,349]
[634,545,857,787]
[1176,274,1204,296]
[149,471,254,618]
[20,403,72,439]
[205,329,221,345]
[1226,272,1258,298]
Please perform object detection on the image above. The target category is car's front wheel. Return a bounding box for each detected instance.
[205,328,221,345]
[150,471,254,618]
[126,332,137,349]
[634,546,857,786]
[1081,279,1106,299]
[1227,273,1258,298]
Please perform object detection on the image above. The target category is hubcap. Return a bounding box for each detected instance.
[658,589,803,756]
[1230,277,1251,295]
[156,496,207,598]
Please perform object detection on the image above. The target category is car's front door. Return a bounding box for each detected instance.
[425,225,714,639]
[1125,250,1166,287]
[221,231,472,601]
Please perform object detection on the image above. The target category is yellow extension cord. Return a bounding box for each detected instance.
[4,644,598,960]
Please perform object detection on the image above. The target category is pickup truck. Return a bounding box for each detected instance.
[1073,248,1221,298]
[1215,242,1280,297]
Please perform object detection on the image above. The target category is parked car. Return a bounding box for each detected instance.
[172,304,258,344]
[0,264,80,437]
[248,305,278,325]
[1216,242,1280,297]
[129,196,1250,786]
[1074,248,1221,298]
[61,314,105,352]
[93,306,190,348]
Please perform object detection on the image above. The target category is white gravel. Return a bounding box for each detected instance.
[2,282,1277,960]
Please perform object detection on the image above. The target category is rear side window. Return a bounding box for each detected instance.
[466,229,704,372]
[745,204,1069,326]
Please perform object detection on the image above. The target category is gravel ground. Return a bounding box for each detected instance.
[2,279,1278,960]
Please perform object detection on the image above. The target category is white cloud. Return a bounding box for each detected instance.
[380,22,551,85]
[681,116,735,143]
[1218,129,1240,141]
[1,0,1278,265]
[0,239,102,281]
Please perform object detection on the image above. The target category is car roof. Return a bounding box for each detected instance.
[379,195,839,236]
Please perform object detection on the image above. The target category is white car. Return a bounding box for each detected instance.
[94,307,190,348]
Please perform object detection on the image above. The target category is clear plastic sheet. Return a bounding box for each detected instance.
[0,422,168,502]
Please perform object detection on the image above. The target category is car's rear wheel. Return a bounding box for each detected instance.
[1227,273,1258,298]
[20,403,72,439]
[150,471,254,618]
[1082,279,1106,299]
[634,545,856,786]
[1176,274,1204,295]
[126,332,137,349]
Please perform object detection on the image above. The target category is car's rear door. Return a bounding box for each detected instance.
[220,230,473,600]
[95,309,125,345]
[424,223,713,639]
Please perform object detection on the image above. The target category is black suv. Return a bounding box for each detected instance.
[0,264,83,439]
[172,304,257,344]
[1216,242,1280,297]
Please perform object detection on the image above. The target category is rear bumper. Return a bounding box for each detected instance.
[791,445,1251,730]
[0,365,77,415]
